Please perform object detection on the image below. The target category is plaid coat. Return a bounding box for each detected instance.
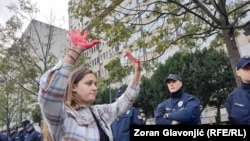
[38,61,140,141]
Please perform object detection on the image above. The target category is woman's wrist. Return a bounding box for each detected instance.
[63,47,84,64]
[68,47,82,56]
[67,53,77,62]
[67,47,83,57]
[70,46,84,54]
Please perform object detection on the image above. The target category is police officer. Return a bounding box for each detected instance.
[0,131,8,141]
[24,123,43,141]
[224,56,250,125]
[8,126,17,141]
[12,124,26,141]
[111,90,144,141]
[155,74,201,125]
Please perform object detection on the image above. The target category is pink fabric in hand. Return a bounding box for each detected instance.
[67,29,100,50]
[125,51,139,64]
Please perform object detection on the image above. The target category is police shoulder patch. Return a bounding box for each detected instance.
[178,101,183,107]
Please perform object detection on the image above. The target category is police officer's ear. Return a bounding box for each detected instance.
[179,80,183,86]
[236,69,241,77]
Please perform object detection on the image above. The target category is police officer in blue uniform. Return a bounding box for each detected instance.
[111,90,144,141]
[155,74,201,125]
[24,123,43,141]
[8,126,17,141]
[0,132,8,141]
[224,56,250,125]
[12,124,26,141]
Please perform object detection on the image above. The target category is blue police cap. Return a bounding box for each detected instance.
[236,56,250,70]
[165,74,182,83]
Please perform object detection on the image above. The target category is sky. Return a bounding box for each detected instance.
[0,0,70,30]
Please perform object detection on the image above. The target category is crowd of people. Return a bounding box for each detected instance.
[0,120,42,141]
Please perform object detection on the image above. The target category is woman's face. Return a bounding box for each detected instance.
[73,73,97,106]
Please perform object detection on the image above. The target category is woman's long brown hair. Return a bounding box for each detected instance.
[42,119,53,141]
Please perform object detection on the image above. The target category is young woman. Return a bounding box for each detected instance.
[38,30,142,141]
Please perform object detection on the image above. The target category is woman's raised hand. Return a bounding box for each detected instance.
[125,50,142,72]
[68,29,100,50]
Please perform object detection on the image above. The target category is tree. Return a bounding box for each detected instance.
[103,58,131,83]
[70,0,250,86]
[137,76,157,121]
[0,0,69,131]
[0,57,32,136]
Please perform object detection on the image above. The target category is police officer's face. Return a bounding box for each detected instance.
[237,64,250,83]
[166,80,182,93]
[18,127,24,132]
[26,126,32,132]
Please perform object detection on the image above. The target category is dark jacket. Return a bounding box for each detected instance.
[0,132,8,141]
[224,83,250,125]
[111,106,144,141]
[24,128,43,141]
[155,89,201,125]
[12,130,26,141]
[8,131,16,141]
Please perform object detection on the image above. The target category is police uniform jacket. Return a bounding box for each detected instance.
[111,106,143,141]
[155,89,201,125]
[224,83,250,125]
